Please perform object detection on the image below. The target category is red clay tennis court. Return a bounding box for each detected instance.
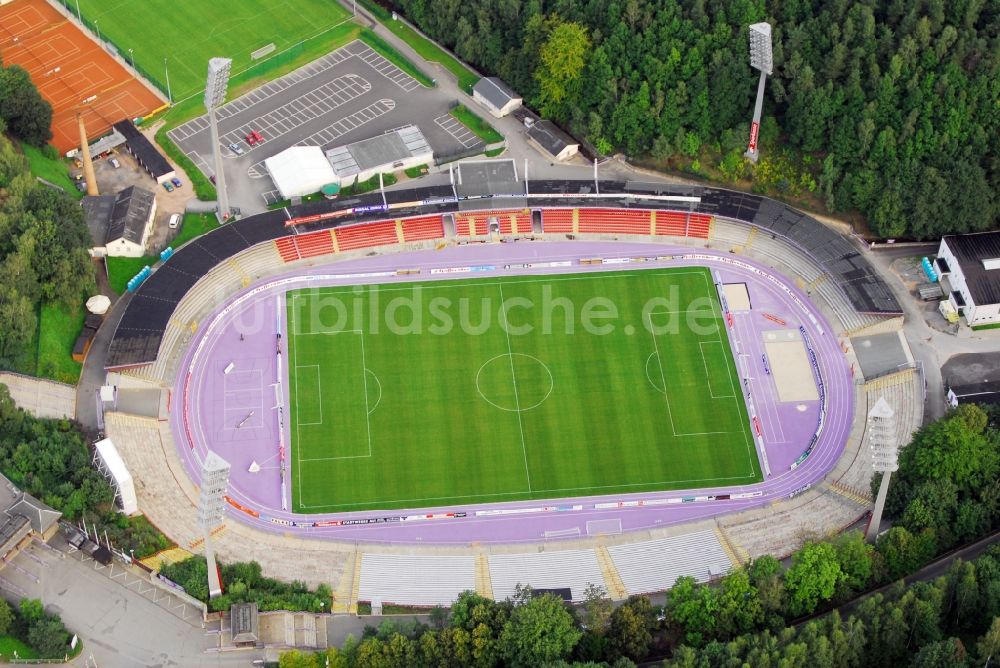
[0,0,165,153]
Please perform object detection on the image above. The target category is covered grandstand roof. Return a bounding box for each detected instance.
[105,182,901,368]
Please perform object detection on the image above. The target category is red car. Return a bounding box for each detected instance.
[245,130,264,146]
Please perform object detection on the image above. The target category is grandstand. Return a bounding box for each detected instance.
[358,554,475,606]
[489,550,604,602]
[607,529,733,595]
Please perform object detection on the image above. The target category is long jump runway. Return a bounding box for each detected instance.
[173,241,854,544]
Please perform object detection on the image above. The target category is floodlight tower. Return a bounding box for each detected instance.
[745,22,773,163]
[197,450,231,598]
[865,397,898,542]
[205,58,233,221]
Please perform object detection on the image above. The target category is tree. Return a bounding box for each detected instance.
[0,598,12,636]
[606,595,656,661]
[279,650,320,668]
[499,592,581,667]
[533,20,591,119]
[716,569,763,638]
[666,576,717,647]
[784,542,843,617]
[911,637,967,668]
[0,64,52,146]
[579,583,612,636]
[26,617,70,659]
[977,617,1000,668]
[833,531,874,596]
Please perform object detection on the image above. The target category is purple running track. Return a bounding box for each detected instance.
[170,241,854,544]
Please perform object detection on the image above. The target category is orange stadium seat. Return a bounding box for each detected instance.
[335,221,398,251]
[402,215,445,242]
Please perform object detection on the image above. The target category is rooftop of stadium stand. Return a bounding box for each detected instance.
[454,159,522,198]
[105,181,902,369]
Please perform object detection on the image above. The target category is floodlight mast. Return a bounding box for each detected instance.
[197,451,231,598]
[745,22,773,163]
[205,58,233,221]
[865,397,899,542]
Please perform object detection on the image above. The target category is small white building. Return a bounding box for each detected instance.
[264,146,338,199]
[472,77,522,118]
[936,231,1000,327]
[82,186,156,258]
[325,125,433,187]
[526,120,579,162]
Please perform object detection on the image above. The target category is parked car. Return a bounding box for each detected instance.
[229,142,244,155]
[252,130,264,143]
[162,181,174,192]
[171,177,182,188]
[110,157,121,169]
[168,213,182,229]
[245,133,257,146]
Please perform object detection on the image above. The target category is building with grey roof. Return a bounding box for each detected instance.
[82,185,157,257]
[937,231,1000,327]
[473,77,522,118]
[526,120,579,162]
[325,125,433,187]
[113,120,175,183]
[0,474,61,563]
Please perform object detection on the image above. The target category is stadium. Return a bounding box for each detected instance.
[104,174,918,606]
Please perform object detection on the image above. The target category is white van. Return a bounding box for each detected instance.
[168,213,182,229]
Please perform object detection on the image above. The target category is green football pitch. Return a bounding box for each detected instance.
[285,267,762,512]
[70,0,352,100]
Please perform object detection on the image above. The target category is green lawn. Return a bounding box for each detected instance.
[68,0,352,101]
[106,256,157,296]
[0,636,38,660]
[358,0,479,92]
[21,143,82,200]
[286,267,761,512]
[450,105,504,143]
[36,302,85,384]
[171,212,221,248]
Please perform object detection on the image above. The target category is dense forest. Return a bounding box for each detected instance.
[276,404,1000,667]
[385,0,999,238]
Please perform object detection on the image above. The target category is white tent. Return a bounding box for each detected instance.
[86,295,111,315]
[264,146,337,199]
[94,438,138,515]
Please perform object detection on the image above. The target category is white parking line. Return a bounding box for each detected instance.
[435,114,482,148]
[248,98,397,178]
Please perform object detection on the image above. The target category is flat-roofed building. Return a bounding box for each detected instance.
[325,125,433,187]
[936,231,1000,327]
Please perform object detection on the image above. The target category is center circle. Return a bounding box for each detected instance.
[476,353,554,412]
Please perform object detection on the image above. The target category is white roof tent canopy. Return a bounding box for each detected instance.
[94,438,138,515]
[264,146,338,199]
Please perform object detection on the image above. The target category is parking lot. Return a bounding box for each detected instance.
[169,40,479,213]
